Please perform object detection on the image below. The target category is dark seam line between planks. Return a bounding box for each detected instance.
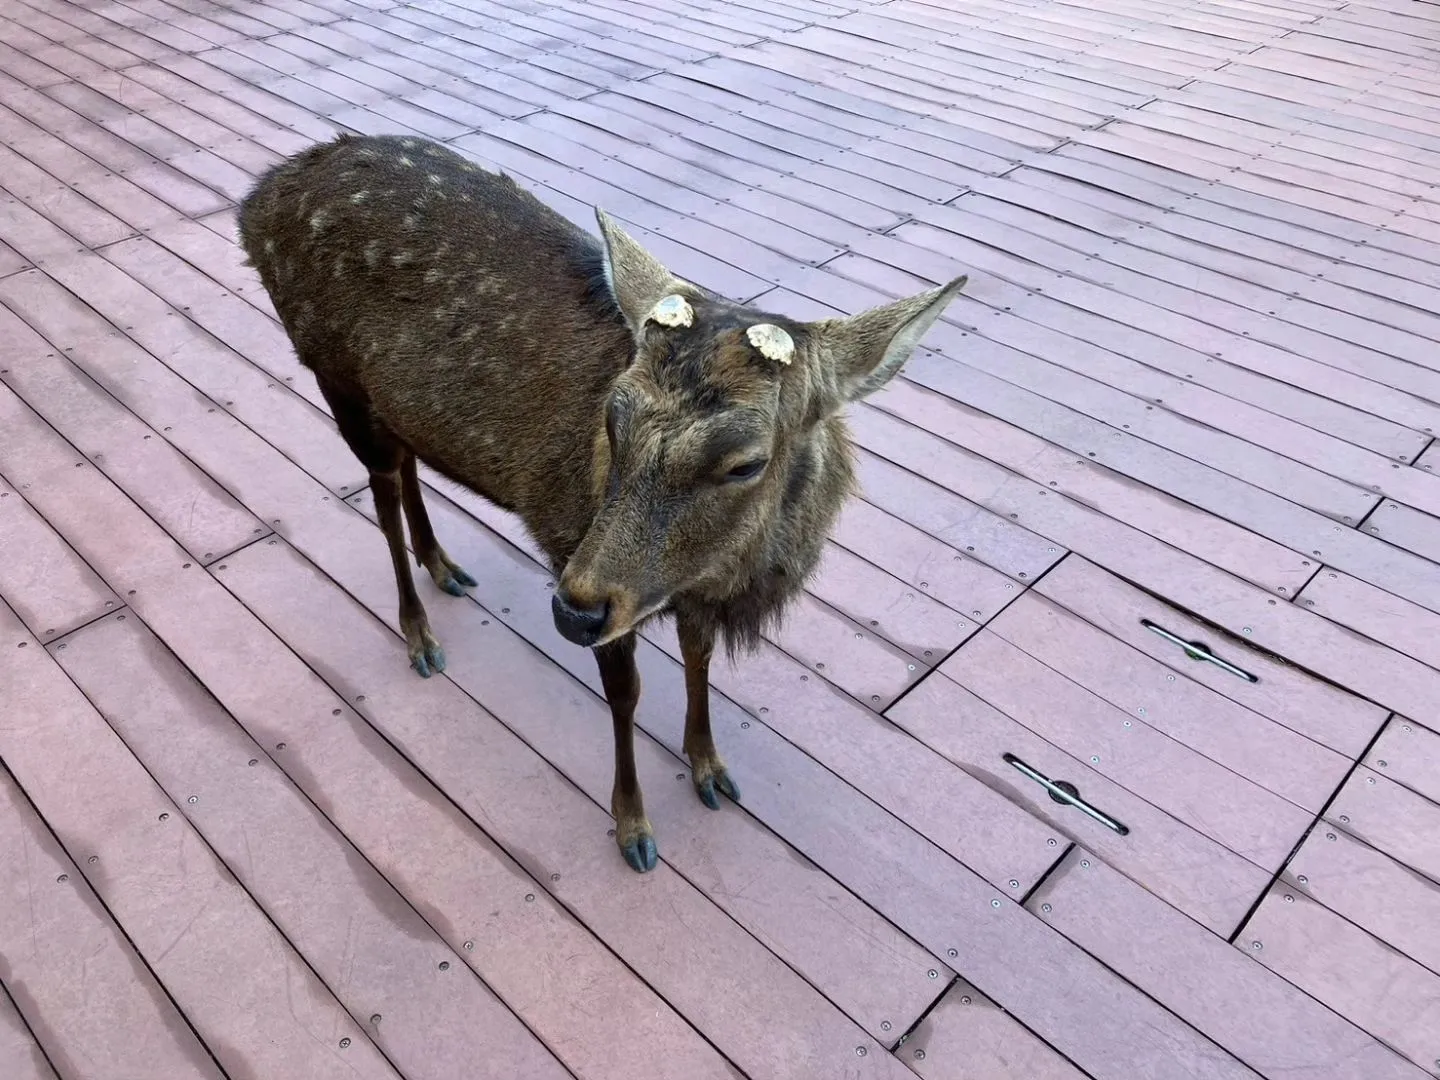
[876,545,1072,720]
[206,544,759,1080]
[1102,560,1395,707]
[892,971,958,1053]
[1223,714,1396,946]
[48,595,582,1080]
[0,278,343,518]
[0,974,63,1080]
[0,750,237,1080]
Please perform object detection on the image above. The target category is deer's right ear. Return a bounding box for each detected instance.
[595,209,688,335]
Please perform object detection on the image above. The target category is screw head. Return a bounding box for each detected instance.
[1009,879,1019,889]
[855,1046,867,1057]
[991,899,1001,908]
[1041,902,1052,913]
[928,969,938,978]
[339,1038,351,1048]
[1298,875,1308,884]
[915,1048,927,1061]
[881,1021,891,1031]
[370,1014,381,1025]
[438,961,449,971]
[1080,859,1090,868]
[463,941,474,951]
[1252,941,1263,951]
[946,947,958,958]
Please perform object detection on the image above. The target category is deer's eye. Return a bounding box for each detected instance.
[723,459,768,483]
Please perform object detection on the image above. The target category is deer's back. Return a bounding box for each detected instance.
[238,134,632,555]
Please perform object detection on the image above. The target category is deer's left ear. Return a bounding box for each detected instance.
[814,276,967,402]
[595,208,692,336]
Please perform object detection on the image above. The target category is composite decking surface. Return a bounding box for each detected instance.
[1,0,1439,1076]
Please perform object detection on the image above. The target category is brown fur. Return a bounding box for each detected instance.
[238,133,965,872]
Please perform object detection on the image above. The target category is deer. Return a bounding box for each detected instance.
[238,133,965,873]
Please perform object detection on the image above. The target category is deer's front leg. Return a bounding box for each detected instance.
[595,634,657,873]
[679,614,740,810]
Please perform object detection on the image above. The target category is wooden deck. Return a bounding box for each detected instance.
[1,0,1439,1075]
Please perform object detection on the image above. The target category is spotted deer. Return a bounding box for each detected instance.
[238,133,965,872]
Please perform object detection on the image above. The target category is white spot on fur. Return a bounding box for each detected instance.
[392,251,414,266]
[424,268,443,285]
[647,294,693,328]
[364,240,380,267]
[309,210,328,232]
[403,214,418,229]
[398,155,414,167]
[747,323,794,364]
[263,238,275,254]
[350,190,369,203]
[401,139,417,149]
[427,173,443,185]
[461,163,478,172]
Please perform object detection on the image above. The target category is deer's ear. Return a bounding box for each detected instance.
[595,208,688,335]
[815,277,967,402]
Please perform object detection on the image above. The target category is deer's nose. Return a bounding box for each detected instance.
[552,591,610,647]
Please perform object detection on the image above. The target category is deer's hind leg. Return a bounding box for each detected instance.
[318,375,446,678]
[399,453,478,598]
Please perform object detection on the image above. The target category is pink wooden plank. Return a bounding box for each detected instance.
[1367,716,1440,804]
[1035,556,1389,756]
[0,299,264,563]
[98,237,317,403]
[943,630,1314,873]
[1287,825,1440,976]
[1030,848,1427,1080]
[54,611,573,1080]
[856,368,1316,599]
[0,142,135,250]
[1239,885,1440,1075]
[0,984,55,1080]
[767,588,932,709]
[830,496,1027,624]
[854,443,1063,582]
[0,603,395,1079]
[988,590,1349,811]
[897,979,1086,1080]
[0,760,219,1080]
[1297,568,1440,671]
[887,667,1268,933]
[215,540,923,1076]
[0,476,117,639]
[1328,766,1440,883]
[0,381,741,1080]
[1364,499,1440,565]
[1416,441,1440,474]
[807,541,977,664]
[0,257,366,496]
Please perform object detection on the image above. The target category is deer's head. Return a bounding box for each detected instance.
[552,210,966,648]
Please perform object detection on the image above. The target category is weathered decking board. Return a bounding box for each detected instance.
[5,0,1440,1075]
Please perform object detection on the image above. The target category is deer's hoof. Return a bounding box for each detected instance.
[440,575,467,598]
[620,832,658,873]
[409,636,446,678]
[451,565,478,588]
[692,759,740,810]
[696,771,743,812]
